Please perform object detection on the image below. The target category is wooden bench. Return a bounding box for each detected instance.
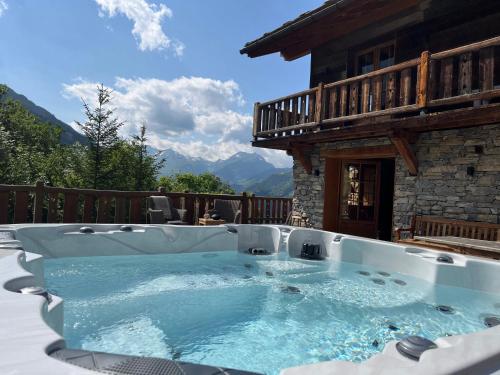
[395,215,500,258]
[395,215,500,241]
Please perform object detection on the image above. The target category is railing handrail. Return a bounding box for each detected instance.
[324,57,420,89]
[258,87,318,107]
[430,35,500,60]
[42,185,247,200]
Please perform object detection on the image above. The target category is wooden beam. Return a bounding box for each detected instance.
[289,144,313,174]
[390,132,418,176]
[320,145,397,159]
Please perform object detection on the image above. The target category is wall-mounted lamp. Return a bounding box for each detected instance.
[467,166,475,176]
[314,169,320,176]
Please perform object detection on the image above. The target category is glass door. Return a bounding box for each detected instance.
[338,161,380,238]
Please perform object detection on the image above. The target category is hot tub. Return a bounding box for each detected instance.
[1,224,500,374]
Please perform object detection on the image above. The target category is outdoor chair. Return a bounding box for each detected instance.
[148,196,188,225]
[207,199,241,223]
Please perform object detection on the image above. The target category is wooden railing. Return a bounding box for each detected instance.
[253,35,500,139]
[0,182,293,225]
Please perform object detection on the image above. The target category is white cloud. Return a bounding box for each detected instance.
[0,1,8,17]
[95,0,182,54]
[62,76,291,168]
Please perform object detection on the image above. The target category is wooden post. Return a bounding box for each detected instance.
[308,93,315,124]
[372,76,382,111]
[417,51,430,108]
[479,47,494,92]
[33,180,45,223]
[349,82,359,115]
[115,197,127,224]
[14,191,29,223]
[63,192,79,223]
[440,57,453,99]
[328,87,338,119]
[252,102,261,138]
[339,85,348,116]
[386,72,396,109]
[390,132,418,176]
[283,99,290,129]
[249,193,255,223]
[458,52,472,95]
[82,195,94,223]
[291,97,298,125]
[269,103,276,130]
[241,192,249,224]
[399,68,412,106]
[314,82,324,123]
[47,192,59,223]
[183,194,195,225]
[0,191,8,224]
[97,195,111,223]
[129,197,142,223]
[299,96,306,124]
[361,79,370,113]
[427,59,438,101]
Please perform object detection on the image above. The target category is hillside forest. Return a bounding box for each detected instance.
[0,84,234,194]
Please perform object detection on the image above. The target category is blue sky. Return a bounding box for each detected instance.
[0,0,323,167]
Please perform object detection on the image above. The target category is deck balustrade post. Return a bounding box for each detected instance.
[33,181,45,223]
[315,82,324,124]
[241,192,249,224]
[417,51,430,109]
[253,102,261,139]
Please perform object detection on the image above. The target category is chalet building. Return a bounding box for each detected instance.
[241,0,500,240]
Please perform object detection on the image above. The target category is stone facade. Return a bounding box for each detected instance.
[292,124,500,232]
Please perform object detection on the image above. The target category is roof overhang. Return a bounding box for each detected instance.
[241,0,422,61]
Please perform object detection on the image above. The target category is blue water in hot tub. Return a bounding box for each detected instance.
[45,251,500,375]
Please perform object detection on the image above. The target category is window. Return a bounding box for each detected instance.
[355,43,395,111]
[356,43,395,75]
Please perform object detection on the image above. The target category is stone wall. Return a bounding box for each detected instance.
[393,124,500,228]
[292,124,500,231]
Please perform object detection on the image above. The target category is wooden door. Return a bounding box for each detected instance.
[324,159,382,238]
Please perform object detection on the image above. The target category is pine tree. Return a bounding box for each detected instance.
[76,84,123,189]
[131,124,165,190]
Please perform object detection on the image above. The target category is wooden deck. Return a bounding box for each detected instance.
[252,36,500,150]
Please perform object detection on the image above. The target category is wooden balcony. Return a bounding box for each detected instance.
[253,36,500,149]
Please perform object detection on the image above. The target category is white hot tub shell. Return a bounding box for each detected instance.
[0,224,499,374]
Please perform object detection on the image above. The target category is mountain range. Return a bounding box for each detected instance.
[4,85,293,196]
[156,149,293,196]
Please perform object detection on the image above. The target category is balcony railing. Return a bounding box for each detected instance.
[253,35,500,140]
[0,182,292,225]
